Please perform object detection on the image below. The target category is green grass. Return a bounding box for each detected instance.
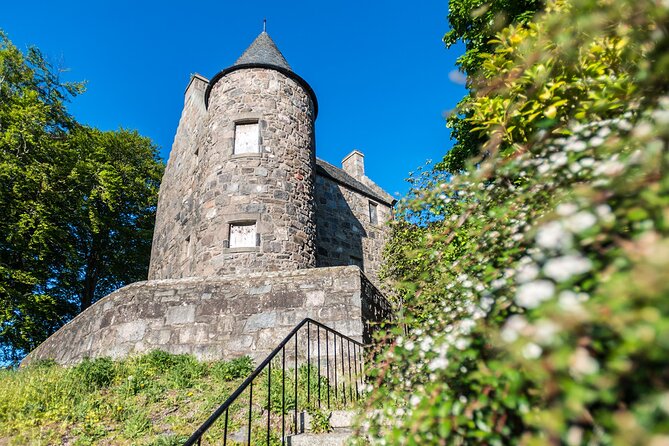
[0,351,358,445]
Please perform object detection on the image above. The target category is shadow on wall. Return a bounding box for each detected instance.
[314,181,367,272]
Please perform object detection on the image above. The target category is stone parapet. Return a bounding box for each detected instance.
[22,266,391,366]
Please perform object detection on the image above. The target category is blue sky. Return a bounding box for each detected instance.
[3,0,466,198]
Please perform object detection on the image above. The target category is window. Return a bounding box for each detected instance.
[234,122,260,154]
[369,202,378,225]
[229,222,257,248]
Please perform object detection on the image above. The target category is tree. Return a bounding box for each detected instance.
[440,0,543,173]
[0,32,163,363]
[61,127,162,311]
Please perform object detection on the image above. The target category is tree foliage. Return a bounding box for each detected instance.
[369,0,669,444]
[0,32,163,363]
[440,0,543,173]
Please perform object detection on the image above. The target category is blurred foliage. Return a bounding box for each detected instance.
[441,0,543,172]
[0,31,164,364]
[370,0,669,444]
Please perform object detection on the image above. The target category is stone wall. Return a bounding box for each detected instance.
[314,174,393,286]
[149,74,209,279]
[22,267,388,366]
[149,67,317,280]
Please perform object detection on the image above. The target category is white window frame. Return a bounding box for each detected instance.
[228,221,258,248]
[233,121,260,155]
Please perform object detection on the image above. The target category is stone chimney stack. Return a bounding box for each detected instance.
[342,150,365,179]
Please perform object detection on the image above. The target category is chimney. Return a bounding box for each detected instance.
[342,150,365,179]
[184,73,209,108]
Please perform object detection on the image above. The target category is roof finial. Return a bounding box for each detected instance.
[263,18,267,32]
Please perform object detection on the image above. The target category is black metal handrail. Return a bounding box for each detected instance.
[183,318,366,446]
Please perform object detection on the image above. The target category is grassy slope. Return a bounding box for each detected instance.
[0,351,345,446]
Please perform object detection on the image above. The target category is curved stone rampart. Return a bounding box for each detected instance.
[22,267,388,366]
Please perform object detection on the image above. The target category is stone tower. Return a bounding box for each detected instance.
[23,31,395,367]
[149,31,319,279]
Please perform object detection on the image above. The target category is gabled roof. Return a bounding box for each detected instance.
[316,158,396,206]
[234,32,291,71]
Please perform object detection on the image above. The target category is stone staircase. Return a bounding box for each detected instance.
[288,410,358,446]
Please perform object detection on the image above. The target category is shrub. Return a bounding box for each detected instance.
[367,0,669,444]
[211,356,254,382]
[71,357,117,390]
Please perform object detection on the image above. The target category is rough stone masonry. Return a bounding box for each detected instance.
[23,30,395,366]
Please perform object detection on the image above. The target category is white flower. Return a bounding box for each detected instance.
[654,109,669,125]
[633,122,653,138]
[405,341,415,351]
[516,263,539,283]
[550,152,568,167]
[522,342,543,359]
[580,157,595,167]
[534,319,559,344]
[420,337,433,353]
[515,280,555,308]
[558,290,587,313]
[428,357,449,371]
[589,136,605,147]
[410,395,421,407]
[597,127,611,138]
[454,338,470,350]
[538,162,551,174]
[564,211,597,233]
[617,120,633,131]
[543,255,592,282]
[556,203,578,216]
[536,221,573,250]
[566,140,587,152]
[491,278,506,289]
[501,315,528,343]
[480,297,494,312]
[594,159,625,176]
[570,347,599,377]
[459,319,476,334]
[567,427,584,446]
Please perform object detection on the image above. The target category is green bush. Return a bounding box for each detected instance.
[367,0,669,444]
[72,357,117,389]
[211,355,254,382]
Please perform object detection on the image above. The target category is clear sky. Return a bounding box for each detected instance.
[3,0,466,198]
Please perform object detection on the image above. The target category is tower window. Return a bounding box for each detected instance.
[229,222,257,248]
[234,122,260,154]
[369,202,378,225]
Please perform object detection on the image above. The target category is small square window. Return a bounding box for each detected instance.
[369,202,378,225]
[229,222,257,248]
[234,122,260,154]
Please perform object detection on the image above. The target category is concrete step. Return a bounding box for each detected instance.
[288,428,354,446]
[302,410,356,431]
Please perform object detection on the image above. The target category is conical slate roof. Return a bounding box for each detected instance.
[205,29,318,117]
[234,32,291,70]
